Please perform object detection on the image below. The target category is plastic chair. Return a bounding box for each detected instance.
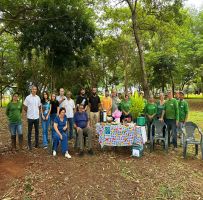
[150,120,168,152]
[182,122,203,159]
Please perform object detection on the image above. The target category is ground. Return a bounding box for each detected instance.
[0,99,203,200]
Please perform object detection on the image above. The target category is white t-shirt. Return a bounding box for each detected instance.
[56,95,67,107]
[61,98,75,118]
[23,94,41,119]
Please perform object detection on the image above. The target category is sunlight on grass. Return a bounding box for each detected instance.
[188,111,203,129]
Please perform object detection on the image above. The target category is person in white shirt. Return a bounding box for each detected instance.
[56,88,67,108]
[61,91,75,139]
[23,85,41,150]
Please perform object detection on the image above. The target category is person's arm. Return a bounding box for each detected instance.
[46,104,52,120]
[6,103,10,117]
[73,113,81,132]
[152,104,158,118]
[86,112,90,128]
[63,121,68,131]
[57,96,66,105]
[175,100,179,126]
[84,98,88,111]
[184,101,189,123]
[54,122,63,140]
[41,104,45,120]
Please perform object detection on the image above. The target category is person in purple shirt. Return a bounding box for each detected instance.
[74,104,93,157]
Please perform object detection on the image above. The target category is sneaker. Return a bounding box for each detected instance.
[43,146,48,149]
[53,150,57,156]
[65,152,71,159]
[88,149,94,156]
[79,150,84,157]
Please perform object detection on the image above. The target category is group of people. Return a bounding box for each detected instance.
[5,85,189,158]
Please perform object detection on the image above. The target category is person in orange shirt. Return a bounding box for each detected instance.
[101,90,112,116]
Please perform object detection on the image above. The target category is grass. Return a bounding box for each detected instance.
[185,94,203,99]
[188,111,203,129]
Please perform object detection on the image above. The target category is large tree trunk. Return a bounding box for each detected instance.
[125,0,150,98]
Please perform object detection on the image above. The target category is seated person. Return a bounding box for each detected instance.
[74,104,94,157]
[53,107,71,159]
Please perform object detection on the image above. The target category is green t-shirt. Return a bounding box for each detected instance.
[156,100,165,118]
[120,100,131,113]
[145,103,157,116]
[178,99,189,122]
[164,98,179,120]
[6,101,22,123]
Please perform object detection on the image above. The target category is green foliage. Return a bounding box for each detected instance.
[129,92,145,119]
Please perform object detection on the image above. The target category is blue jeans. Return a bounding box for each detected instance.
[50,113,57,138]
[42,115,50,147]
[67,118,74,139]
[165,119,177,148]
[9,123,22,136]
[53,131,68,154]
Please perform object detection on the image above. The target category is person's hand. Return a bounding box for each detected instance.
[159,118,163,122]
[76,127,81,132]
[60,134,63,140]
[45,116,49,120]
[42,115,45,120]
[176,121,179,127]
[63,126,67,131]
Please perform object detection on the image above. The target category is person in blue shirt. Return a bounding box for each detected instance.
[74,104,93,157]
[53,107,71,158]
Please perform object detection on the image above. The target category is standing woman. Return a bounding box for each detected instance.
[6,93,23,150]
[157,93,165,119]
[120,94,132,122]
[53,107,71,158]
[41,91,51,149]
[145,96,157,140]
[50,93,59,124]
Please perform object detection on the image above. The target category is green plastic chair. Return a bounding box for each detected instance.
[150,120,168,153]
[183,122,203,159]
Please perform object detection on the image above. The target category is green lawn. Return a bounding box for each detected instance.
[188,111,203,129]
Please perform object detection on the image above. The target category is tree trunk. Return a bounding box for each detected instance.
[126,0,150,98]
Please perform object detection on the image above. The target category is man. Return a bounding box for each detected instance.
[89,87,101,128]
[61,91,75,140]
[74,104,93,156]
[23,85,41,150]
[111,89,121,114]
[160,90,179,151]
[175,91,180,100]
[56,88,67,108]
[76,88,88,111]
[178,91,189,144]
[101,90,112,116]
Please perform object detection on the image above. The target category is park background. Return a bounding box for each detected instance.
[0,0,203,200]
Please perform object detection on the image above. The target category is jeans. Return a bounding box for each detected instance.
[165,119,177,148]
[67,118,74,139]
[53,131,68,154]
[27,118,39,149]
[9,123,22,136]
[50,113,57,138]
[42,115,50,147]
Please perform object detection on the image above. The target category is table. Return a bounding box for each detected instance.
[96,123,147,148]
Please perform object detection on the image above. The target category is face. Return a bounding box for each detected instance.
[125,95,129,101]
[59,109,66,117]
[51,94,56,101]
[81,89,85,95]
[160,93,164,100]
[175,92,179,98]
[79,105,84,112]
[92,88,97,95]
[59,88,64,96]
[13,94,19,101]
[43,92,48,99]
[105,91,109,97]
[112,91,116,97]
[67,91,71,98]
[167,92,173,99]
[179,93,184,99]
[149,97,154,103]
[31,86,37,95]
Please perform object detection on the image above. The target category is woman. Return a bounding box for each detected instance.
[53,107,71,158]
[41,91,51,149]
[145,96,157,140]
[156,93,165,119]
[6,93,23,151]
[120,94,132,122]
[50,93,59,123]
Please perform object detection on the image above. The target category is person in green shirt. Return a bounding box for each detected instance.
[120,94,132,122]
[6,93,23,151]
[178,91,189,144]
[145,96,157,140]
[160,90,179,151]
[156,93,165,119]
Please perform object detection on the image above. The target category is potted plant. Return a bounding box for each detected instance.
[129,92,145,123]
